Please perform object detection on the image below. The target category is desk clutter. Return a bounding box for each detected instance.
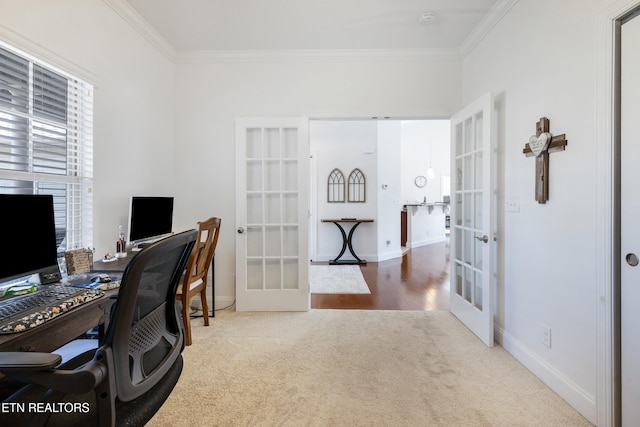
[0,282,38,300]
[0,286,105,334]
[65,248,94,275]
[0,274,120,334]
[74,274,121,291]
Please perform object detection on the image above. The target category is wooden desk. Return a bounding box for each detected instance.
[321,218,374,265]
[94,247,217,318]
[0,288,117,353]
[91,256,131,273]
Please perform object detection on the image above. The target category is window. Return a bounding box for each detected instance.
[0,43,93,256]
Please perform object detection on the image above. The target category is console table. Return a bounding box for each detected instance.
[321,218,374,265]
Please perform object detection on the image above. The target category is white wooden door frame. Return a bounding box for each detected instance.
[597,1,640,425]
[619,14,640,426]
[309,150,318,262]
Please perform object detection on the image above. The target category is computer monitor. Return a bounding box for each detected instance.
[0,194,62,285]
[127,196,174,247]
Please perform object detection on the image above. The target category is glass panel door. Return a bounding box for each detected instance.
[236,118,309,311]
[450,94,494,347]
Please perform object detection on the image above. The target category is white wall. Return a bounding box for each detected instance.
[399,120,450,249]
[309,119,448,261]
[310,120,379,262]
[462,0,610,422]
[174,59,462,308]
[401,120,451,204]
[308,120,405,263]
[376,121,403,261]
[0,1,462,310]
[0,0,177,258]
[404,205,447,248]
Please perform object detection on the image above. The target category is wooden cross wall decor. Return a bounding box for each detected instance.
[522,117,567,204]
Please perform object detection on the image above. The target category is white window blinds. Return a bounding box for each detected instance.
[0,43,93,255]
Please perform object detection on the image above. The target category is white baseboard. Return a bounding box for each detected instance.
[212,296,236,311]
[407,236,446,248]
[313,253,377,263]
[190,294,235,312]
[495,326,596,424]
[376,249,403,262]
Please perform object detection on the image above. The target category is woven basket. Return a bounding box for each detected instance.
[65,248,92,275]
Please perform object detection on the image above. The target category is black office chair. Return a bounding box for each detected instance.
[0,229,197,427]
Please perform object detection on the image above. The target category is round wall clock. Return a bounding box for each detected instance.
[414,175,427,188]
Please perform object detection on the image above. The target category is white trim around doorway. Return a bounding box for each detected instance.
[596,1,640,426]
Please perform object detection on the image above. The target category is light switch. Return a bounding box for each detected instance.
[505,196,520,212]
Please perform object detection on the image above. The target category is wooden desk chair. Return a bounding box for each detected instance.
[176,217,221,346]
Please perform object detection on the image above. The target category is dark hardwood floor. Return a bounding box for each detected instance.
[311,241,450,311]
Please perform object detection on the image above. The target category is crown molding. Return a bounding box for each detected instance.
[103,0,176,61]
[460,0,519,58]
[103,0,514,64]
[102,0,461,64]
[0,24,100,85]
[175,48,461,64]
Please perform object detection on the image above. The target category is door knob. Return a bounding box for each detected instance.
[237,227,245,234]
[626,253,639,267]
[474,234,489,244]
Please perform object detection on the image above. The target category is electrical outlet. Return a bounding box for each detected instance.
[541,324,552,348]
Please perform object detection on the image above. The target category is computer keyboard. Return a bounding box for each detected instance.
[0,285,105,334]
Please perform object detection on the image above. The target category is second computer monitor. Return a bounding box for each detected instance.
[127,196,174,247]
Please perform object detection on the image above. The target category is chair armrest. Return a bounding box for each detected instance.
[0,352,61,371]
[0,352,107,394]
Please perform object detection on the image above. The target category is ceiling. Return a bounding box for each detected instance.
[122,0,499,52]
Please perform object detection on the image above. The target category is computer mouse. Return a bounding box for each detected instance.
[91,274,112,283]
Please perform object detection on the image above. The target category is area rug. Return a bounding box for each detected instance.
[309,264,370,294]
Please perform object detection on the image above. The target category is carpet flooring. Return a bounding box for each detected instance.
[148,310,592,427]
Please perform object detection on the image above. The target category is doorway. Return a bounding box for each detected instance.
[309,119,450,263]
[311,241,450,310]
[308,119,451,310]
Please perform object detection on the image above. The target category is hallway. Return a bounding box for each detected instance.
[311,241,450,310]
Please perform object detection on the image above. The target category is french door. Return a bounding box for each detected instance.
[449,93,495,347]
[235,117,310,311]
